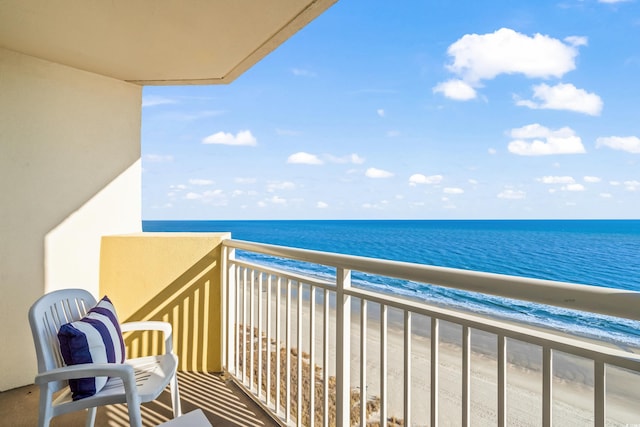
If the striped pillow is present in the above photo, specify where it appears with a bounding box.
[57,295,125,400]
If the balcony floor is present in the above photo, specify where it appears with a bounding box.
[0,371,281,427]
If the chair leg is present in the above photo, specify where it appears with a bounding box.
[85,407,97,427]
[170,373,182,417]
[38,384,53,427]
[127,403,143,427]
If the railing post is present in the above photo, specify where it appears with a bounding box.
[380,304,388,427]
[462,326,470,427]
[404,310,412,427]
[222,244,236,372]
[309,286,316,427]
[323,289,330,427]
[542,347,552,427]
[360,299,368,427]
[498,335,507,427]
[336,267,352,427]
[594,361,606,427]
[431,317,439,427]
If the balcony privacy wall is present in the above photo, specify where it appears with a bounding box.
[0,47,142,391]
[100,233,230,372]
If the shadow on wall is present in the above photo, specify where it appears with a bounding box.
[122,248,222,373]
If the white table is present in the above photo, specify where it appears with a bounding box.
[157,409,212,426]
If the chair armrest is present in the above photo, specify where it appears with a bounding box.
[35,363,135,384]
[35,363,140,408]
[120,321,174,353]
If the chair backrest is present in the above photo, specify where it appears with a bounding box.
[28,288,97,392]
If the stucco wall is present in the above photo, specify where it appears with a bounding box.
[0,47,142,390]
[100,233,231,373]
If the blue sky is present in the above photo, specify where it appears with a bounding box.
[142,0,640,220]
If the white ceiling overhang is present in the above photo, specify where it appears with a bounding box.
[0,0,337,85]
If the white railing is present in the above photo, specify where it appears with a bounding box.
[220,239,640,427]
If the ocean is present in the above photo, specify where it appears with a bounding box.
[143,219,640,347]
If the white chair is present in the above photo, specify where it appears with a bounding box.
[28,288,182,427]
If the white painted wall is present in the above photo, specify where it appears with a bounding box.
[0,47,142,390]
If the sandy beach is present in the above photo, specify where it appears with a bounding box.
[239,284,640,426]
[347,314,640,426]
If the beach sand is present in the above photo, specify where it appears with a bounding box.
[238,284,640,426]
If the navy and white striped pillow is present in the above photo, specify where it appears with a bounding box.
[57,295,125,400]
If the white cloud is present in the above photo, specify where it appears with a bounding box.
[538,176,575,184]
[498,189,526,199]
[600,193,613,198]
[444,187,464,194]
[624,180,640,191]
[168,184,187,198]
[365,168,394,178]
[268,196,287,204]
[596,136,640,153]
[445,28,582,84]
[433,79,477,100]
[564,36,588,47]
[267,181,296,192]
[287,152,324,165]
[291,68,317,77]
[386,130,401,137]
[499,189,526,199]
[508,124,585,156]
[317,201,329,209]
[348,154,366,164]
[189,179,214,186]
[185,189,227,205]
[142,96,177,107]
[516,83,602,116]
[599,0,631,3]
[561,183,585,191]
[144,154,173,163]
[584,176,601,183]
[409,174,443,186]
[377,109,385,117]
[468,179,478,185]
[362,201,390,209]
[235,177,257,184]
[203,130,257,146]
[325,153,365,164]
[488,148,497,155]
[510,123,551,139]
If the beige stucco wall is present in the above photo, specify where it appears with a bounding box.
[0,47,142,390]
[100,233,230,373]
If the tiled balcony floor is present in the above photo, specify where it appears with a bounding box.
[0,371,281,427]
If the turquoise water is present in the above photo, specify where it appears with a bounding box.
[143,219,640,346]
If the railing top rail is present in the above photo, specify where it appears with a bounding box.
[349,286,640,371]
[223,238,640,322]
[230,258,335,289]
